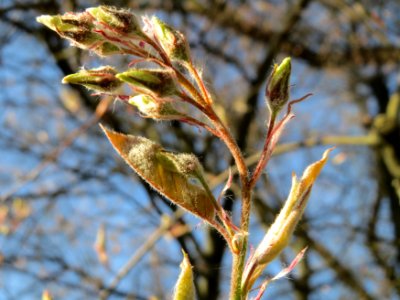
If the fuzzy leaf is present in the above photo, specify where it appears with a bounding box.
[100,125,215,222]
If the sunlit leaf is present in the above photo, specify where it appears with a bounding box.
[242,148,333,295]
[100,125,215,222]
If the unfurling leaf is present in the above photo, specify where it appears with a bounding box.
[241,148,333,295]
[100,125,215,222]
[173,251,196,300]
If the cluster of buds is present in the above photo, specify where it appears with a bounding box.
[38,7,195,121]
[37,6,149,56]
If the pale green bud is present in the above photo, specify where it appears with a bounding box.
[117,69,178,97]
[173,251,196,300]
[152,17,191,63]
[62,66,122,92]
[93,42,123,56]
[37,13,101,49]
[87,6,143,36]
[266,57,291,114]
[128,95,183,120]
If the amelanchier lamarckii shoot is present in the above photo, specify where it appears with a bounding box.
[37,6,332,300]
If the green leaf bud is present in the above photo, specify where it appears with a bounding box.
[86,6,143,36]
[62,66,122,92]
[266,57,291,115]
[173,250,196,300]
[128,95,184,120]
[93,42,123,56]
[117,69,178,97]
[37,13,101,49]
[152,17,191,63]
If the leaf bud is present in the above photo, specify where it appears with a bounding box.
[152,17,191,63]
[129,95,184,120]
[62,66,122,92]
[117,69,178,97]
[86,6,143,37]
[36,13,101,49]
[93,42,123,56]
[266,57,291,115]
[173,250,195,300]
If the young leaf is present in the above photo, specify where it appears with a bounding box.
[100,125,215,222]
[241,148,333,295]
[173,251,196,300]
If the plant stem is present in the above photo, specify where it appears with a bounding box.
[249,113,277,189]
[230,186,252,300]
[187,62,213,105]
